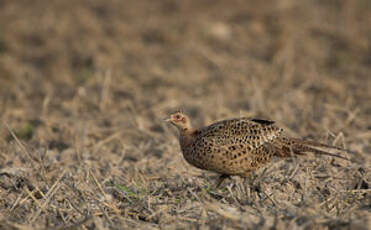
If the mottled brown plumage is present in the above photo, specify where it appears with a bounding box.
[165,112,349,187]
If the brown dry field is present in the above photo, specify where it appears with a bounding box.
[0,0,370,229]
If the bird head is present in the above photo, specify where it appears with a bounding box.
[164,111,192,132]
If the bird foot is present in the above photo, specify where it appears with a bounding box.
[215,174,230,188]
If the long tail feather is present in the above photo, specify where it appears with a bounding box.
[289,137,355,154]
[293,143,350,160]
[275,136,351,161]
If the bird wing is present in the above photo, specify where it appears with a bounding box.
[196,117,283,147]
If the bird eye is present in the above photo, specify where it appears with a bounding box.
[175,115,181,119]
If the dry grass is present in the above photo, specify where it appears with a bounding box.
[0,0,370,229]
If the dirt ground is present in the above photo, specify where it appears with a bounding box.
[0,0,370,229]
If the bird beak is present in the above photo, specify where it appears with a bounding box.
[163,117,171,122]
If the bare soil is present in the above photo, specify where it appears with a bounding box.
[0,0,370,229]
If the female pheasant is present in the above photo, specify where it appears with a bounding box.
[165,111,349,187]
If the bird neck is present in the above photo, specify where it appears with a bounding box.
[179,128,195,147]
[179,127,193,136]
[175,120,193,134]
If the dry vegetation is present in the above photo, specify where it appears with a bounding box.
[0,0,370,229]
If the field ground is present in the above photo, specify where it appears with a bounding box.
[0,0,370,229]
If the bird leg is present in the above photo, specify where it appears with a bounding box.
[215,174,230,188]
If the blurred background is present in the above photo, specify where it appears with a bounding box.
[0,0,370,229]
[1,0,370,124]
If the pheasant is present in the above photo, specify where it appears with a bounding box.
[165,111,350,187]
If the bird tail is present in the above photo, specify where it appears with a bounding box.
[274,136,351,161]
